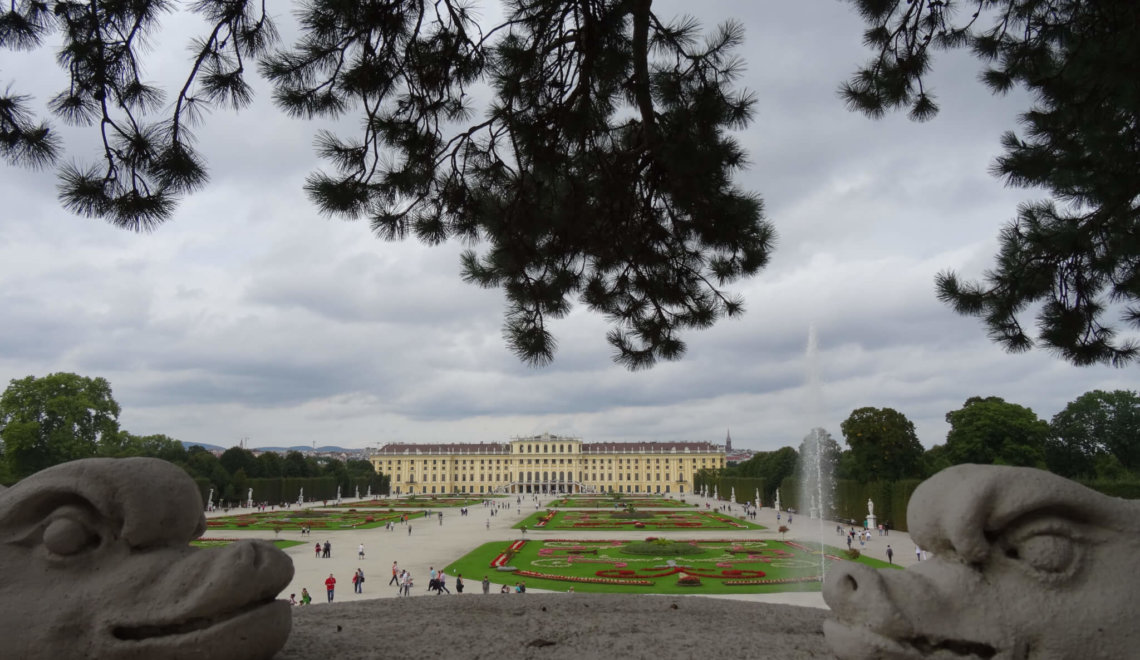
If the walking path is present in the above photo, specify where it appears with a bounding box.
[204,494,919,609]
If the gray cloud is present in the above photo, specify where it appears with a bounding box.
[0,1,1129,456]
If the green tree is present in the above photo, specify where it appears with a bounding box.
[840,407,924,482]
[256,451,285,479]
[99,431,188,464]
[944,397,1049,467]
[219,446,260,479]
[346,459,378,478]
[921,443,952,479]
[0,373,121,479]
[1046,389,1140,478]
[282,450,312,478]
[844,0,1140,366]
[0,0,773,369]
[735,446,798,502]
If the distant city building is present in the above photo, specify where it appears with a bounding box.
[722,429,755,465]
[368,433,726,495]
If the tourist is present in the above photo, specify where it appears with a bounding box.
[886,545,894,564]
[325,573,336,602]
[482,576,491,594]
[500,584,510,594]
[358,543,365,559]
[438,570,451,594]
[314,542,320,558]
[389,561,399,586]
[915,545,922,561]
[288,593,297,605]
[353,568,364,594]
[300,588,312,605]
[456,574,464,594]
[323,540,331,558]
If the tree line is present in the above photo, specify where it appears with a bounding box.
[708,389,1140,506]
[0,372,387,503]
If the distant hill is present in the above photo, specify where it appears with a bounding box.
[180,441,226,452]
[256,445,366,454]
[179,442,365,454]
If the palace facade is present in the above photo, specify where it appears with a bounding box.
[368,433,725,495]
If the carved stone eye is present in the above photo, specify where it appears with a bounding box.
[43,516,99,556]
[1007,532,1076,574]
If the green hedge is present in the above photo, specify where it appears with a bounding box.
[693,474,766,504]
[778,478,922,533]
[1078,479,1140,500]
[195,475,388,508]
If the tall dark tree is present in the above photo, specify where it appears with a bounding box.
[0,373,121,479]
[1046,389,1140,477]
[840,407,924,482]
[735,445,798,501]
[944,396,1049,467]
[0,0,772,369]
[845,0,1140,367]
[219,446,260,479]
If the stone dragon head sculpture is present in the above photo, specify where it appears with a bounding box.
[824,464,1140,659]
[0,457,293,659]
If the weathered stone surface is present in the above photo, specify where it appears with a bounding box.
[279,594,828,659]
[0,458,293,659]
[823,464,1140,659]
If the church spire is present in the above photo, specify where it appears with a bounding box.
[725,429,732,452]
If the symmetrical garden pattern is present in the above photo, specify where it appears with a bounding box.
[449,538,890,594]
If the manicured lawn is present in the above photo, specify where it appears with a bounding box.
[516,509,765,531]
[192,538,307,550]
[329,496,500,509]
[204,509,426,531]
[446,538,895,594]
[548,496,696,508]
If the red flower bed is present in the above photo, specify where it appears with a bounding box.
[515,570,653,586]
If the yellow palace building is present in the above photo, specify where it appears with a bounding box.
[368,433,725,496]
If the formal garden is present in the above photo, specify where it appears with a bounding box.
[328,495,502,508]
[446,538,895,594]
[515,509,764,530]
[203,509,427,531]
[547,495,696,508]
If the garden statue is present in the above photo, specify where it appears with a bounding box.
[355,485,360,499]
[297,488,304,506]
[0,457,294,659]
[823,464,1140,659]
[247,487,254,508]
[206,487,214,511]
[367,484,372,498]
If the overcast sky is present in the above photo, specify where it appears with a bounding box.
[1,1,1133,453]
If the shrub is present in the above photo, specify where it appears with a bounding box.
[845,548,861,560]
[677,574,702,586]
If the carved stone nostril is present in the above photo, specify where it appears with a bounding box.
[843,574,858,593]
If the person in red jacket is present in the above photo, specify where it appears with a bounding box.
[325,573,336,602]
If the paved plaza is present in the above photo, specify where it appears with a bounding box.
[206,494,920,609]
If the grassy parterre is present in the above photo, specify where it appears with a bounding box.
[547,496,696,508]
[446,538,896,594]
[204,509,426,531]
[516,509,765,531]
[329,496,502,508]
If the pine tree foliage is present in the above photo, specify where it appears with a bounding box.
[845,0,1140,367]
[1,0,772,369]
